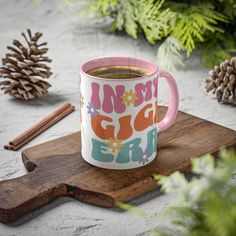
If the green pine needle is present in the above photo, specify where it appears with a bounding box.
[111,0,174,43]
[169,3,228,57]
[155,149,236,236]
[115,202,147,218]
[114,149,236,236]
[156,36,184,71]
[201,33,236,68]
[51,0,236,70]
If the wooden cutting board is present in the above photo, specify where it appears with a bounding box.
[0,106,235,223]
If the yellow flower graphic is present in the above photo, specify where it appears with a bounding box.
[107,137,123,153]
[80,94,84,108]
[122,90,138,106]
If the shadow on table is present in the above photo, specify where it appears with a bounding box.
[5,185,174,226]
[6,197,73,226]
[8,92,69,107]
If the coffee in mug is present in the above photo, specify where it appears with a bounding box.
[87,65,151,79]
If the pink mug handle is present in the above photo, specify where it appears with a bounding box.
[157,70,179,132]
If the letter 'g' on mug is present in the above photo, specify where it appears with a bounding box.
[80,57,179,169]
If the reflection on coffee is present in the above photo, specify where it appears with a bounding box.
[87,65,152,79]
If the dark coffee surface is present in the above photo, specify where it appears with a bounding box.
[87,65,152,79]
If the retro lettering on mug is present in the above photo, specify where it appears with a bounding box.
[80,78,158,165]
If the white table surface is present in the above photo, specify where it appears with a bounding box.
[0,1,235,235]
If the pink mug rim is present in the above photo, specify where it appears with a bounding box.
[80,56,159,81]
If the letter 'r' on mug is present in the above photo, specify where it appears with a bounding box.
[80,57,179,169]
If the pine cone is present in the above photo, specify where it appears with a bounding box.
[0,29,52,100]
[205,57,236,104]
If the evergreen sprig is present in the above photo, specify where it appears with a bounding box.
[154,149,236,236]
[80,0,236,71]
[168,2,228,56]
[117,149,236,236]
[156,36,184,71]
[52,0,236,70]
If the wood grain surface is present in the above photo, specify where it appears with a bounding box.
[0,106,235,223]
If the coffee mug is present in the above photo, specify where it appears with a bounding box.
[80,57,179,169]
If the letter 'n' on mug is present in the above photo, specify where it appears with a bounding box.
[80,57,179,169]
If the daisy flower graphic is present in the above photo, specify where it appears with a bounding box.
[87,102,99,117]
[121,90,138,106]
[107,137,123,153]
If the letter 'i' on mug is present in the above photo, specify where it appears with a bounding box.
[80,57,179,169]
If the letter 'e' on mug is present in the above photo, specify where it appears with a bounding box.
[80,57,179,169]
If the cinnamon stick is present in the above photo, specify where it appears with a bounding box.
[4,102,75,151]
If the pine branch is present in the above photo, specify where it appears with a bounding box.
[117,0,137,39]
[156,36,184,71]
[114,148,236,236]
[201,33,236,68]
[134,0,174,44]
[88,0,119,16]
[111,0,174,43]
[169,2,228,57]
[216,0,236,19]
[53,0,236,70]
[154,149,236,236]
